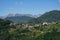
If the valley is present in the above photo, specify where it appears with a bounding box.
[0,10,60,40]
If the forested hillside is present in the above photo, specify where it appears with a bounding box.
[29,10,60,23]
[38,10,60,22]
[5,16,33,24]
[0,19,60,40]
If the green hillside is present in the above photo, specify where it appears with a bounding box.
[38,10,60,23]
[0,19,12,26]
[0,19,14,30]
[0,19,60,40]
[29,10,60,23]
[5,16,33,24]
[28,18,39,24]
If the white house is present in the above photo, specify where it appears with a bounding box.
[42,22,48,25]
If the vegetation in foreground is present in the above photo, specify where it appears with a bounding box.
[0,19,60,40]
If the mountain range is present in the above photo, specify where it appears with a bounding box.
[29,10,60,23]
[0,13,40,19]
[0,10,60,24]
[0,14,41,23]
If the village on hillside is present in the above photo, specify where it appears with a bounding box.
[10,21,60,28]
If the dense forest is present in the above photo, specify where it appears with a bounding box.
[0,19,60,40]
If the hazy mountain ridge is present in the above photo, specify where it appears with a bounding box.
[0,13,41,23]
[1,10,60,24]
[5,16,33,23]
[0,13,41,19]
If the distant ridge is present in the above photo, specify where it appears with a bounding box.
[0,13,41,19]
[29,10,60,23]
[0,13,41,23]
[5,16,33,24]
[38,10,60,22]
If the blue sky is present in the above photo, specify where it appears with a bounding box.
[0,0,60,16]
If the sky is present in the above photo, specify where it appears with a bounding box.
[0,0,60,16]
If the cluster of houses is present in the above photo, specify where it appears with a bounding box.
[9,21,57,28]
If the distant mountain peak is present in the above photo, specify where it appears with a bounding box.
[6,13,41,18]
[7,13,16,17]
[0,13,42,19]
